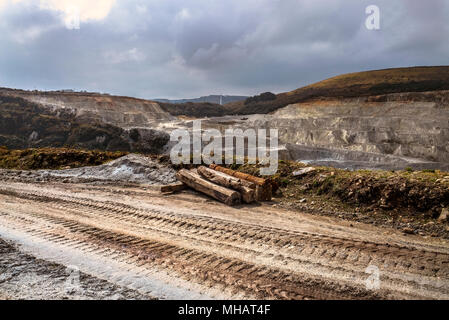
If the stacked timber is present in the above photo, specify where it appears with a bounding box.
[176,165,272,206]
[176,169,241,206]
[209,164,272,201]
[197,166,255,204]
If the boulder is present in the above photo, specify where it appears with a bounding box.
[293,167,316,177]
[438,208,448,222]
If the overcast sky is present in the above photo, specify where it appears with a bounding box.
[0,0,448,99]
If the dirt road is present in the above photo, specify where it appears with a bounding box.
[0,180,448,300]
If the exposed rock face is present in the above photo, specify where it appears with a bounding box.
[1,84,448,170]
[199,91,449,170]
[0,94,169,153]
[269,91,449,164]
[0,88,174,128]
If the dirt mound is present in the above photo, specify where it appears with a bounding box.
[51,154,177,184]
[229,160,449,236]
[0,154,178,186]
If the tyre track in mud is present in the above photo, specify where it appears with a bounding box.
[2,187,448,277]
[0,184,448,300]
[0,204,358,300]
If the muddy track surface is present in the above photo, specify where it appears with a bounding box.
[0,238,153,300]
[0,181,448,300]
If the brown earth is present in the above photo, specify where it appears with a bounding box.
[0,238,153,300]
[1,150,447,237]
[225,161,449,238]
[0,177,448,300]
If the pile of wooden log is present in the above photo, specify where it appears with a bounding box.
[176,165,272,206]
[209,164,272,202]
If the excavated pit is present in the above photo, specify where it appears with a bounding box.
[193,91,449,171]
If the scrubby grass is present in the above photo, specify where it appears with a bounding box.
[160,66,449,117]
[228,159,449,220]
[225,66,449,115]
[0,146,127,170]
[168,154,449,219]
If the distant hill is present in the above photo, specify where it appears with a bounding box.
[159,66,449,117]
[226,66,449,115]
[158,101,228,118]
[2,66,449,121]
[154,95,248,105]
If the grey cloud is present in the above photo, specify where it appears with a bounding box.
[0,0,448,99]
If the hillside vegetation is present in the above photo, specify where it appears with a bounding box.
[155,95,247,104]
[229,160,449,236]
[158,101,229,118]
[161,66,449,117]
[225,66,449,115]
[3,66,448,120]
[0,147,126,170]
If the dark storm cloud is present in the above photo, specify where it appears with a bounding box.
[0,0,448,99]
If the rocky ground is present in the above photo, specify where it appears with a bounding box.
[0,238,153,300]
[277,200,449,239]
[0,154,177,186]
[0,153,448,300]
[1,150,448,239]
[0,180,448,300]
[0,149,448,300]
